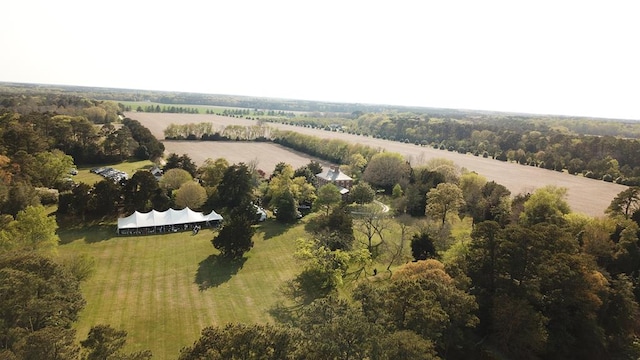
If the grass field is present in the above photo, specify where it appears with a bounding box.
[58,220,305,359]
[72,160,154,185]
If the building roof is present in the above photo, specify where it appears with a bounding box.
[317,167,353,182]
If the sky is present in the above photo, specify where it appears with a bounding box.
[2,1,639,120]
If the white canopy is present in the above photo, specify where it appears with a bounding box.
[117,207,223,231]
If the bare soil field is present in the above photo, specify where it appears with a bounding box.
[161,140,332,175]
[127,112,628,217]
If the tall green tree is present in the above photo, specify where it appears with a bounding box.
[197,157,229,188]
[179,323,298,360]
[211,202,258,259]
[164,153,197,177]
[0,205,59,254]
[607,186,640,219]
[159,168,193,192]
[349,182,375,205]
[33,150,75,188]
[520,186,571,226]
[175,181,207,210]
[212,163,255,213]
[123,171,159,213]
[426,183,465,225]
[314,183,341,215]
[89,180,121,216]
[0,252,85,356]
[362,152,410,192]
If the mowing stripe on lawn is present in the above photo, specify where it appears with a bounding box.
[60,222,301,359]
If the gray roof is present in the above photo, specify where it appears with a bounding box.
[317,168,353,182]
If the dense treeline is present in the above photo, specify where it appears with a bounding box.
[0,91,121,123]
[164,122,271,141]
[263,112,640,185]
[0,93,163,221]
[273,130,381,164]
[0,109,163,165]
[130,104,200,114]
[0,82,484,115]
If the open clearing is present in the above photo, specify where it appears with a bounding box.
[59,221,304,359]
[161,141,332,176]
[128,112,628,217]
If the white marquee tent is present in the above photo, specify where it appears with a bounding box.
[117,207,223,235]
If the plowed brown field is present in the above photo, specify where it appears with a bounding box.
[127,112,628,217]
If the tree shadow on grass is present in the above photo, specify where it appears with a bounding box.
[255,220,288,240]
[58,223,116,245]
[195,254,247,291]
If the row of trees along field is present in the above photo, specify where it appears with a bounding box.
[260,112,640,185]
[161,109,640,186]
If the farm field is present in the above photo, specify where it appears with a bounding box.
[127,112,628,217]
[161,141,332,176]
[59,221,304,359]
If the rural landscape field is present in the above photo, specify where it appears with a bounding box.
[129,112,627,217]
[3,84,640,360]
[58,221,305,358]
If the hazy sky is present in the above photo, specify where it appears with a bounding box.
[3,1,639,119]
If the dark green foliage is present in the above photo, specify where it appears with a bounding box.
[349,182,375,205]
[296,297,379,360]
[211,163,255,213]
[306,160,323,175]
[607,186,640,219]
[274,190,298,223]
[463,220,640,359]
[405,169,445,217]
[212,203,257,259]
[210,163,259,258]
[293,165,317,186]
[475,180,512,225]
[163,153,197,177]
[81,324,152,360]
[122,118,165,160]
[122,170,159,213]
[89,180,121,216]
[2,181,39,216]
[15,327,80,360]
[179,323,299,360]
[0,251,85,356]
[307,205,355,250]
[411,232,437,260]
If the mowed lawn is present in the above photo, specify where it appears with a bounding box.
[58,220,304,359]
